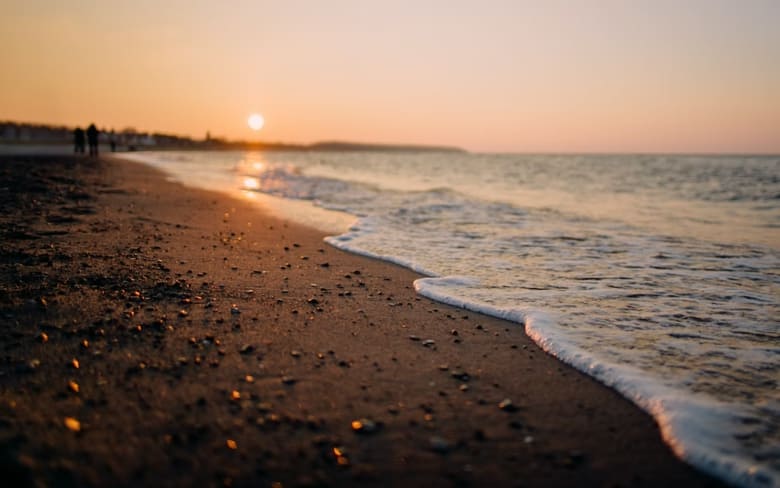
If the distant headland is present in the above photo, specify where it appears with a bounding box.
[0,121,465,153]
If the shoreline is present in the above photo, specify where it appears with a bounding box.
[0,155,724,487]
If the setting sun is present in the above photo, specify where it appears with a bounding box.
[247,113,264,131]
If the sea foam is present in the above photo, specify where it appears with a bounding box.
[119,150,780,487]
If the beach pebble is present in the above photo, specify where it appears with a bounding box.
[256,402,273,412]
[351,418,378,434]
[498,398,518,412]
[333,446,350,466]
[429,436,451,453]
[64,417,81,432]
[450,370,470,381]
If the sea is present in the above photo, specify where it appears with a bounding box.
[120,150,779,488]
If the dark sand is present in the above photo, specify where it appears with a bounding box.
[0,155,723,487]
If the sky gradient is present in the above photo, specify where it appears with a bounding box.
[1,0,778,153]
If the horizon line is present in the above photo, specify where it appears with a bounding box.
[2,119,778,157]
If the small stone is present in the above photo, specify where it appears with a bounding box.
[231,390,241,400]
[245,375,255,383]
[307,298,319,306]
[239,344,254,354]
[333,446,350,466]
[333,446,347,457]
[68,381,79,393]
[178,309,188,317]
[459,384,469,392]
[281,376,296,385]
[71,358,80,369]
[351,418,378,434]
[38,332,48,343]
[230,305,241,314]
[438,364,449,371]
[429,436,451,453]
[523,435,534,444]
[450,370,470,381]
[226,439,237,450]
[408,335,421,341]
[422,339,435,347]
[64,417,81,432]
[290,350,302,358]
[498,398,518,412]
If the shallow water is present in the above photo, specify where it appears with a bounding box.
[121,150,780,487]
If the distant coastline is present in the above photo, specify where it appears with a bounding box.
[0,120,465,153]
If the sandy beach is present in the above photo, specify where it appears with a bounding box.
[0,155,724,487]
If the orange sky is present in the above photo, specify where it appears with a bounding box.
[1,0,778,153]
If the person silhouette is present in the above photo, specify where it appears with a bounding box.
[86,123,99,156]
[73,127,85,153]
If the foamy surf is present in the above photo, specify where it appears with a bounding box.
[118,150,780,487]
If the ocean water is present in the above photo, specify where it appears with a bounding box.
[121,150,779,487]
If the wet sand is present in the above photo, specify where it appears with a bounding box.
[0,155,724,487]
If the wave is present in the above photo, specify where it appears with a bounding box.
[118,150,780,487]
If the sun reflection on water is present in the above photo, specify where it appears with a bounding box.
[242,176,260,190]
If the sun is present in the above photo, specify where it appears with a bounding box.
[247,113,265,131]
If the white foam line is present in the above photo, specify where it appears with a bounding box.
[414,275,777,488]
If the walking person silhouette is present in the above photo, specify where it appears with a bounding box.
[86,123,99,156]
[73,127,85,153]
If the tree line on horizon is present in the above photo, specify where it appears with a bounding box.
[0,120,464,153]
